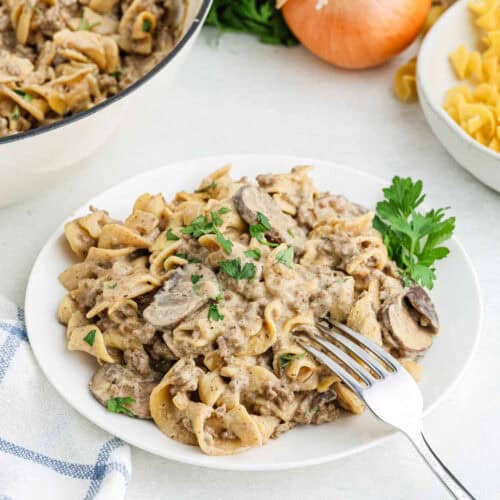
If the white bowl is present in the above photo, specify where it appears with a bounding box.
[25,154,482,471]
[0,0,211,207]
[417,0,500,192]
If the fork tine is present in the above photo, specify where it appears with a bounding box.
[297,340,364,395]
[311,335,376,386]
[317,322,389,378]
[329,320,400,371]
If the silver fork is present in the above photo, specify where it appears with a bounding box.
[295,319,475,500]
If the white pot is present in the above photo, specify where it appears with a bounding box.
[0,0,211,206]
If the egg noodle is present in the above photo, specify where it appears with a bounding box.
[58,165,436,455]
[444,0,500,152]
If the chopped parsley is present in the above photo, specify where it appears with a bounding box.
[108,282,117,289]
[244,248,261,260]
[78,18,101,31]
[106,397,136,417]
[191,274,203,284]
[216,229,233,254]
[166,228,180,241]
[13,89,33,102]
[249,211,278,247]
[83,329,96,347]
[211,210,225,227]
[208,302,224,321]
[287,228,294,238]
[181,208,230,238]
[10,105,20,120]
[257,211,272,230]
[142,19,152,32]
[195,181,217,193]
[275,246,294,268]
[174,253,201,263]
[219,257,256,281]
[279,352,306,370]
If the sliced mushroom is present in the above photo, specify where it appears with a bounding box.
[143,264,219,328]
[404,286,439,333]
[89,363,160,419]
[232,186,307,252]
[381,293,434,353]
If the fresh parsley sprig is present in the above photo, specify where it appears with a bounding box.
[205,0,298,46]
[373,176,455,290]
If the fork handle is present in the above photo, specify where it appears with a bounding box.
[405,430,475,499]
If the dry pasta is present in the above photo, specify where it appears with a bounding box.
[443,0,500,152]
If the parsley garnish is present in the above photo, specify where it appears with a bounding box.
[279,352,306,370]
[11,105,20,120]
[244,248,261,260]
[211,210,224,227]
[195,181,217,193]
[106,397,136,417]
[78,18,100,31]
[174,253,201,263]
[216,229,233,254]
[275,246,294,268]
[205,0,298,46]
[166,228,180,241]
[249,211,278,247]
[257,211,272,230]
[14,89,32,102]
[83,329,96,346]
[181,209,229,239]
[142,19,152,32]
[219,257,256,281]
[287,228,294,238]
[191,274,203,284]
[373,176,455,290]
[208,302,224,321]
[108,282,117,289]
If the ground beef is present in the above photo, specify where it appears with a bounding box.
[124,348,151,376]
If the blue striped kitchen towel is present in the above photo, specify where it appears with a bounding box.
[0,296,131,500]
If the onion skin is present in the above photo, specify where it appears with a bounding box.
[282,0,432,69]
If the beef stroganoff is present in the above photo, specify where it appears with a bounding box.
[58,165,439,456]
[0,0,188,137]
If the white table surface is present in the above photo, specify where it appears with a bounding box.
[1,29,499,499]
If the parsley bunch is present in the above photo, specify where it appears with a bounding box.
[205,0,298,46]
[373,177,455,290]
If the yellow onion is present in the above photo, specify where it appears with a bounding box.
[281,0,432,69]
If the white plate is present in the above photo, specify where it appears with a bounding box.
[25,155,482,471]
